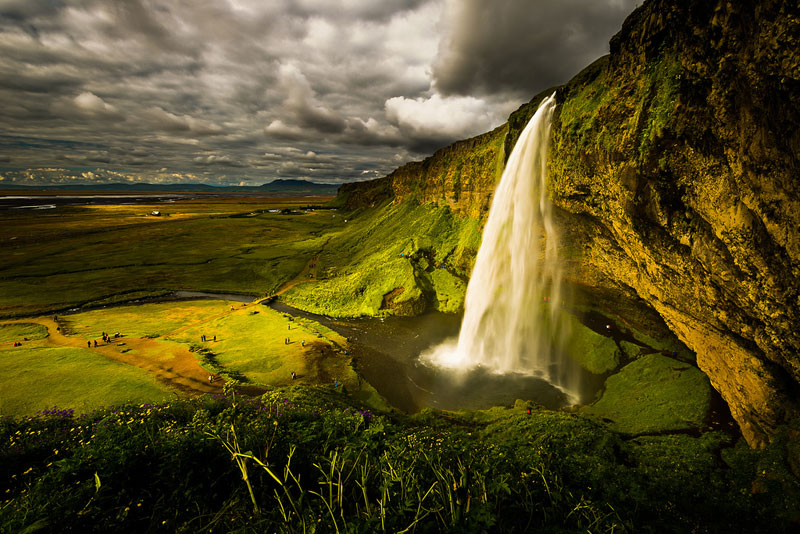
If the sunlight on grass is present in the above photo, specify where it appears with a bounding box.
[0,344,172,416]
[60,300,236,338]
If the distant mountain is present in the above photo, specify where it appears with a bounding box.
[0,179,340,195]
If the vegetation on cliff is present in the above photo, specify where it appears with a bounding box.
[282,202,480,317]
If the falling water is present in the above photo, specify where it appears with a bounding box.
[424,93,579,401]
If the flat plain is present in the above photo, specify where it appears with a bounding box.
[0,195,384,416]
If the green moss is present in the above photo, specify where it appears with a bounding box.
[566,313,621,374]
[631,431,731,474]
[429,268,466,312]
[584,353,712,434]
[619,339,642,359]
[637,53,682,163]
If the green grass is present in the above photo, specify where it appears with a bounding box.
[0,200,340,317]
[1,390,796,533]
[59,299,237,339]
[282,201,479,317]
[583,353,712,434]
[0,323,48,343]
[0,197,480,321]
[0,299,387,417]
[64,299,386,408]
[164,305,366,393]
[0,345,172,416]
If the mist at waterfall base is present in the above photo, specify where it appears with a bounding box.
[420,93,585,409]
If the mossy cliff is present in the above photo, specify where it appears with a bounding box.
[333,0,799,447]
[339,126,508,219]
[547,0,800,448]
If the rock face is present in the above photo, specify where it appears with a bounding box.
[340,126,508,219]
[338,0,799,447]
[548,0,800,448]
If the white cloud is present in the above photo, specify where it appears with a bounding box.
[51,91,123,120]
[385,93,503,141]
[0,0,638,185]
[264,119,305,139]
[141,107,223,136]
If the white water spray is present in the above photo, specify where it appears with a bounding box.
[424,93,578,400]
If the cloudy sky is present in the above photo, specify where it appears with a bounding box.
[0,0,639,186]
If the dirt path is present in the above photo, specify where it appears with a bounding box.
[5,316,223,397]
[272,254,320,297]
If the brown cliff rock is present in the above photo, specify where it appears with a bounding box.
[548,0,800,447]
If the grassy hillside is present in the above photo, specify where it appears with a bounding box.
[281,201,481,316]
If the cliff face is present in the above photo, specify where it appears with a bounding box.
[338,0,799,447]
[548,0,800,448]
[341,126,508,219]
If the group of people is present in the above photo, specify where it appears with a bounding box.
[87,331,120,348]
[11,341,22,347]
[200,334,216,342]
[102,331,120,342]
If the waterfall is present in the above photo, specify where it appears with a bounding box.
[424,93,578,400]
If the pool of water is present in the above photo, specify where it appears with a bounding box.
[269,302,603,413]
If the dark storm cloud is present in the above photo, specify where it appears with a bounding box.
[0,0,637,186]
[0,0,65,21]
[433,0,640,96]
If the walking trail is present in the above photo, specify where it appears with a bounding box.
[5,316,224,396]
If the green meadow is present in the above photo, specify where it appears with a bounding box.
[59,299,237,339]
[0,198,340,317]
[0,196,720,430]
[0,324,172,416]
